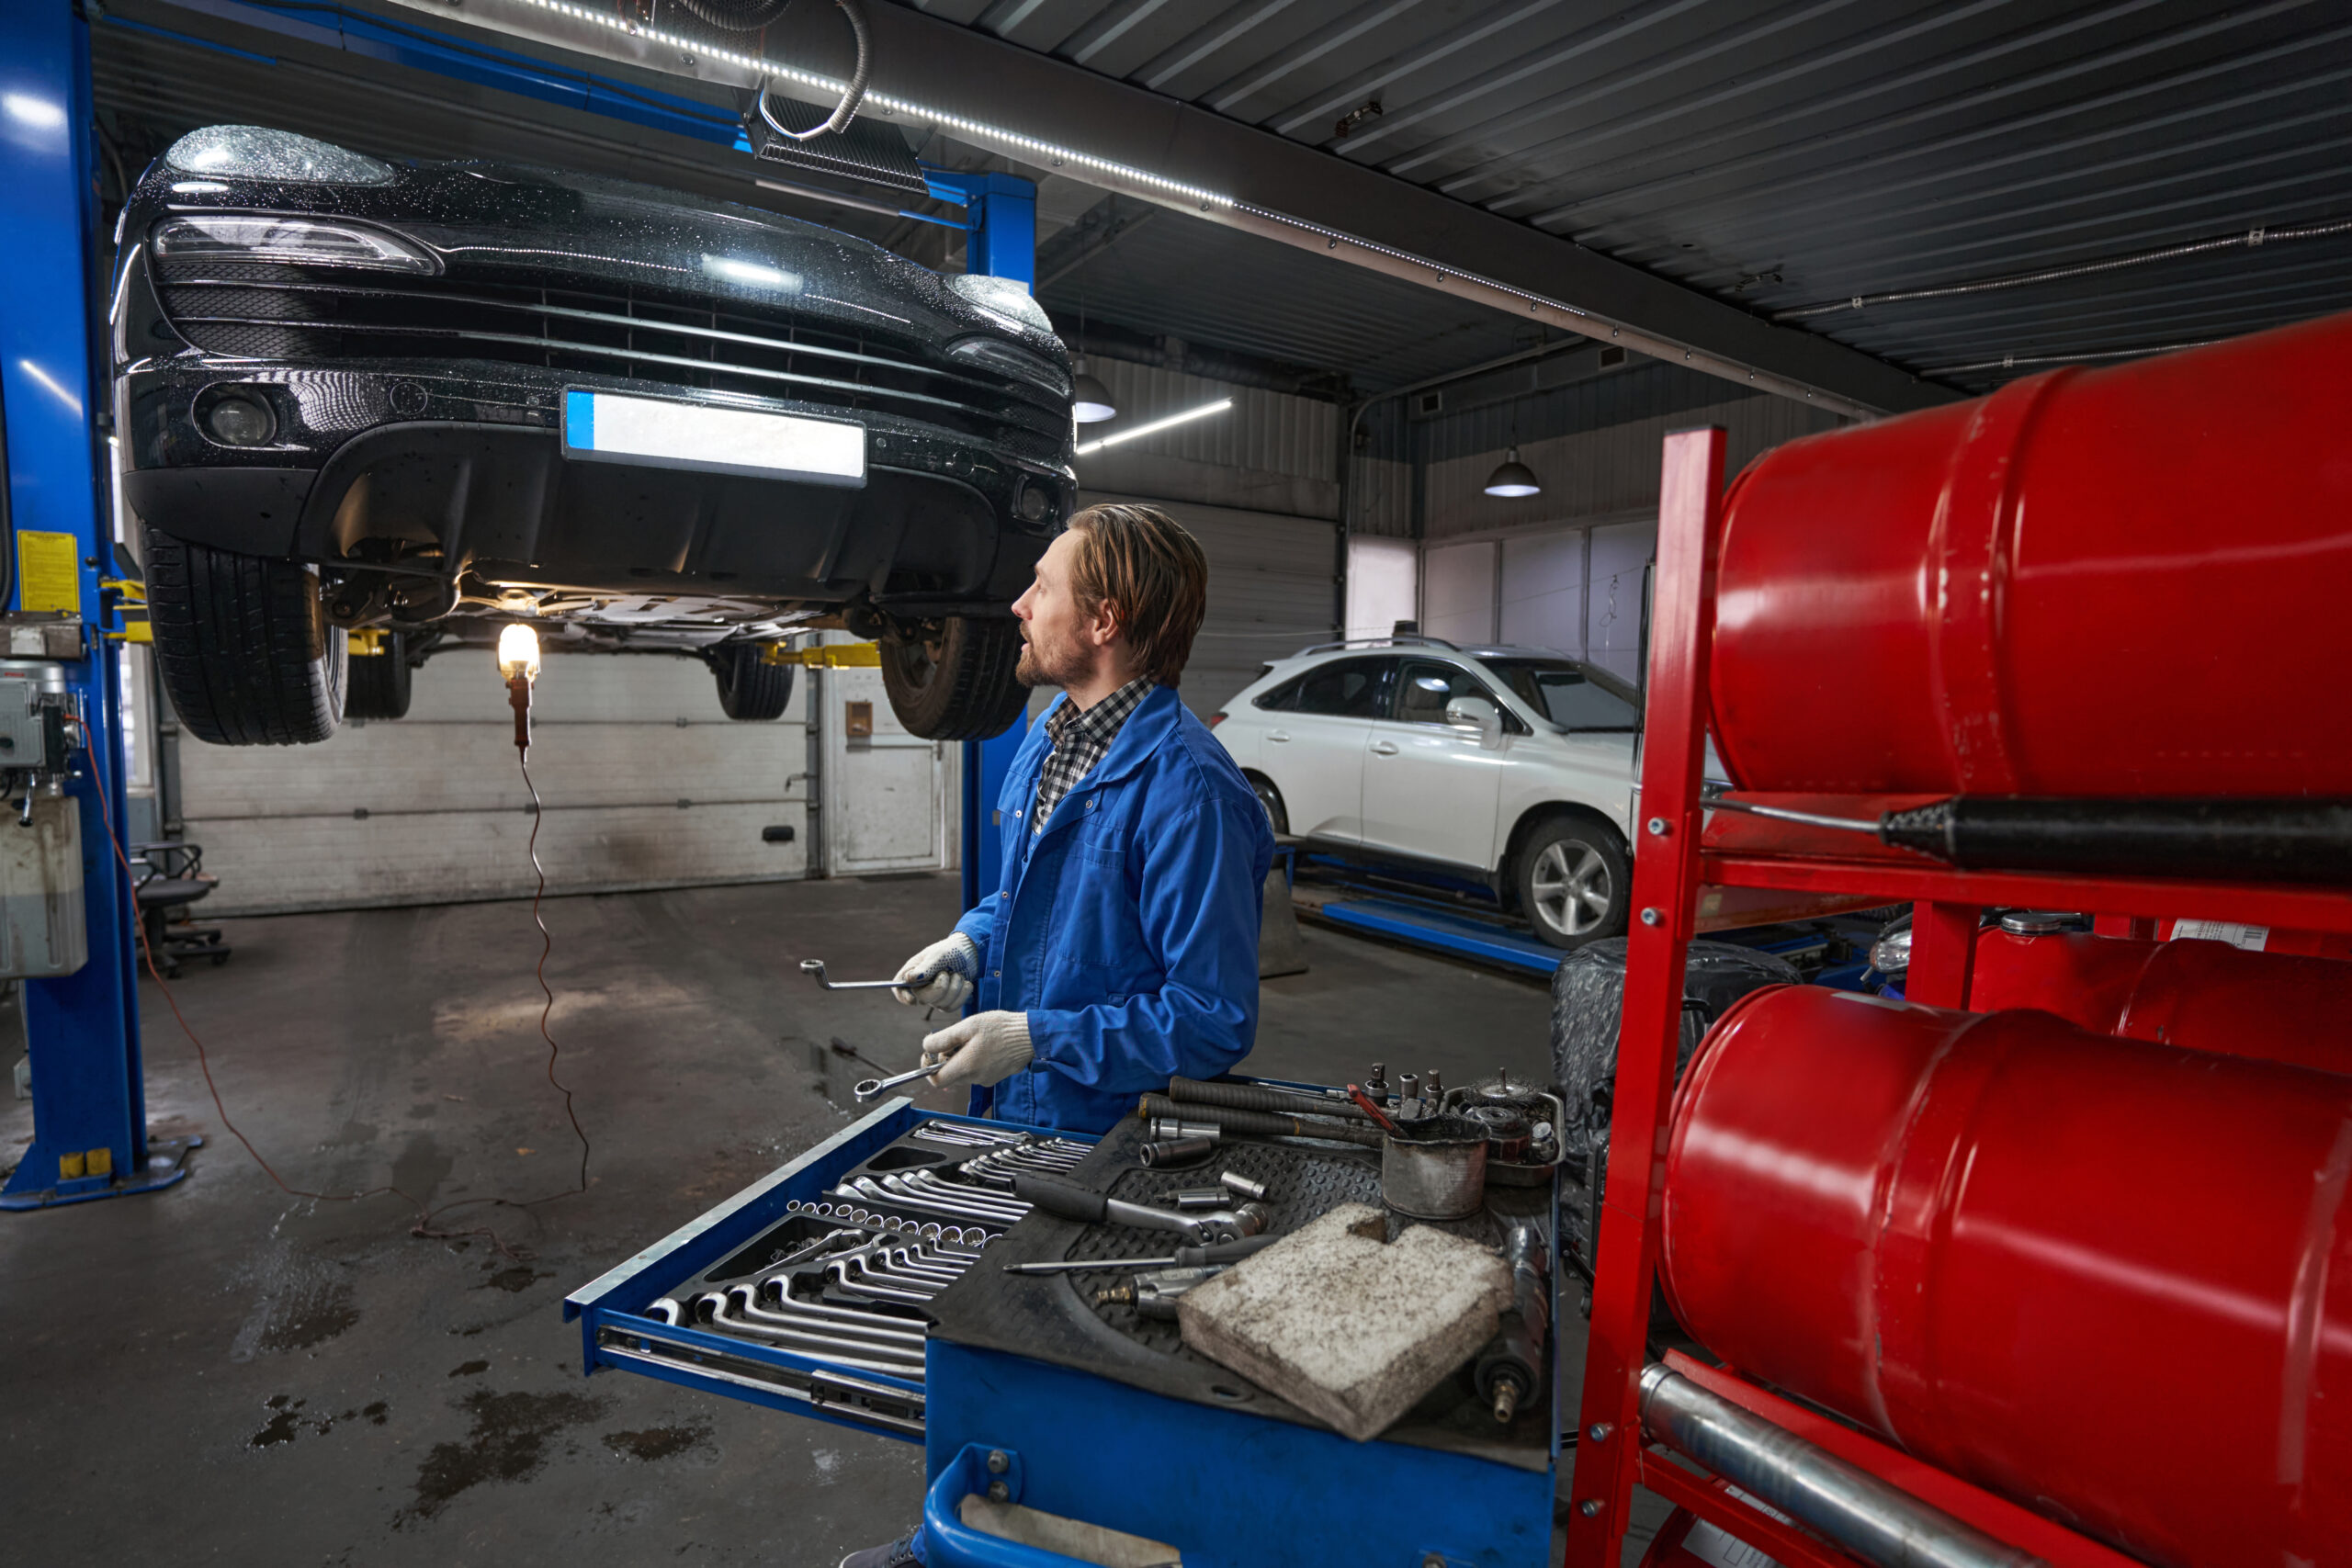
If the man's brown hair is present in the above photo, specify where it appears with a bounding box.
[1064,502,1209,688]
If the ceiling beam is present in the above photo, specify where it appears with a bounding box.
[369,0,1951,416]
[1035,195,1162,292]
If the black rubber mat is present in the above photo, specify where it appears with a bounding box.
[926,1116,1554,1468]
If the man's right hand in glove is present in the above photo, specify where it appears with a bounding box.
[894,932,980,1010]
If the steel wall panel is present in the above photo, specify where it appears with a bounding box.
[1083,356,1338,479]
[1077,490,1336,717]
[1347,455,1414,538]
[1420,541,1498,647]
[1422,393,1834,541]
[177,654,813,914]
[1498,530,1589,657]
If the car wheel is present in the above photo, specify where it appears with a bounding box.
[1517,817,1631,951]
[878,615,1027,741]
[143,524,345,746]
[712,643,796,720]
[344,631,413,720]
[1246,773,1289,835]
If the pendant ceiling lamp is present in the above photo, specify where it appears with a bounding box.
[1072,368,1116,423]
[1484,446,1542,497]
[1071,288,1115,423]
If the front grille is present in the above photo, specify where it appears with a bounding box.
[152,261,1069,450]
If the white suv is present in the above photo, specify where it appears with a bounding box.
[1211,637,1642,950]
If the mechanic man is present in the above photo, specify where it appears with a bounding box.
[839,503,1274,1568]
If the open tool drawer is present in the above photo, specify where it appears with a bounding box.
[564,1102,1095,1442]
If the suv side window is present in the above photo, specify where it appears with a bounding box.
[1286,657,1396,717]
[1395,660,1514,728]
[1253,676,1302,711]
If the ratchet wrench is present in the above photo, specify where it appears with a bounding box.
[1011,1173,1271,1246]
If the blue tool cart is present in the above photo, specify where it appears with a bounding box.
[569,1096,1561,1568]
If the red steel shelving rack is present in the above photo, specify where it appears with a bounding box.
[1558,425,2352,1568]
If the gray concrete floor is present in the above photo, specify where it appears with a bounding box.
[0,875,1623,1565]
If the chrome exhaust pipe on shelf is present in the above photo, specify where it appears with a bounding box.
[1636,1365,2045,1568]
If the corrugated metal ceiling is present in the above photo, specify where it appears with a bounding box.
[1036,203,1566,392]
[910,0,2352,393]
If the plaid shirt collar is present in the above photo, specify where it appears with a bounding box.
[1033,678,1154,832]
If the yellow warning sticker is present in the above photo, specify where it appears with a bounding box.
[17,531,81,615]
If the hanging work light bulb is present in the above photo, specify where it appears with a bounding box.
[1484,446,1543,498]
[499,623,541,756]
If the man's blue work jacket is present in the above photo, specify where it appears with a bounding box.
[956,684,1275,1135]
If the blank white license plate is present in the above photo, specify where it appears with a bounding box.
[562,389,865,487]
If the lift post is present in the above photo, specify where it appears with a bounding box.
[0,0,195,1209]
[929,169,1039,913]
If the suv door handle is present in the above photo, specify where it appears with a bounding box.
[1266,729,1291,743]
[1369,740,1399,756]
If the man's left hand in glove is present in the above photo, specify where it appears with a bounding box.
[920,1010,1035,1090]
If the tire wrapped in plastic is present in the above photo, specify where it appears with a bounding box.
[1550,938,1801,1162]
[1554,939,1802,1293]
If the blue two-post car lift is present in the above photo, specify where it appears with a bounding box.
[0,0,198,1209]
[0,0,1025,1210]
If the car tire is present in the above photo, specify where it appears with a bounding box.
[143,524,346,746]
[344,631,413,720]
[879,615,1027,741]
[1245,773,1289,835]
[713,643,796,720]
[1516,816,1631,951]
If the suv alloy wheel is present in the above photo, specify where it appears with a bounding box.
[1518,818,1630,951]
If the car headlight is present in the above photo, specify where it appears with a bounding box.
[947,335,1071,400]
[152,215,437,275]
[1870,925,1913,975]
[947,273,1055,335]
[164,125,395,186]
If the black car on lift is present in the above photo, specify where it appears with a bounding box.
[109,125,1073,742]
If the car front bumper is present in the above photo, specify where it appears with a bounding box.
[119,358,1071,616]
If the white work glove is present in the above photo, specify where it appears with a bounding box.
[921,1010,1035,1090]
[894,932,980,1010]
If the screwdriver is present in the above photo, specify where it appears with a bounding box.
[999,1234,1283,1274]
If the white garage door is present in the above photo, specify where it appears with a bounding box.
[177,649,812,915]
[1076,491,1339,719]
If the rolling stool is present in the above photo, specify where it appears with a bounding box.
[129,840,230,978]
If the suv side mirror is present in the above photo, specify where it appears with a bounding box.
[1444,694,1503,749]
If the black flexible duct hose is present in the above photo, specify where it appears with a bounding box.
[753,0,871,141]
[1136,1094,1385,1150]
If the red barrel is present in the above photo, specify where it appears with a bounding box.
[1660,985,2352,1568]
[1709,310,2352,795]
[1971,928,2352,1074]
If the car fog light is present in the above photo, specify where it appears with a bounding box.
[204,393,277,447]
[1016,480,1055,525]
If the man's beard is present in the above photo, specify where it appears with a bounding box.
[1016,630,1084,689]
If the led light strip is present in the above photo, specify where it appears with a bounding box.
[506,0,1231,208]
[1075,397,1233,456]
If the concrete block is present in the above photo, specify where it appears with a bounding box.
[1177,1202,1511,1442]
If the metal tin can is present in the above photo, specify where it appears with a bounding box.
[1380,1120,1488,1221]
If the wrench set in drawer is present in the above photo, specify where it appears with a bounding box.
[566,1106,1099,1440]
